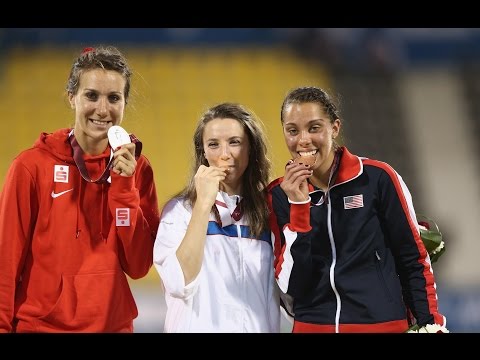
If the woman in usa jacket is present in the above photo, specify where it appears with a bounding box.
[267,86,446,333]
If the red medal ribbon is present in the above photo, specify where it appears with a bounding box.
[68,132,142,184]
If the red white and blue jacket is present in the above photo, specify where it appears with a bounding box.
[267,147,446,333]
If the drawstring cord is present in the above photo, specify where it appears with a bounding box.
[325,150,341,205]
[76,172,81,238]
[100,183,106,242]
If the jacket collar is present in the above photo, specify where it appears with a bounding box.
[334,146,363,185]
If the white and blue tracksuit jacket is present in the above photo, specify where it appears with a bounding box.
[154,191,280,333]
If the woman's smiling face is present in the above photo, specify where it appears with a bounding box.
[282,102,340,172]
[70,68,126,147]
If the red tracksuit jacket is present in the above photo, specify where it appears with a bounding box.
[0,128,160,332]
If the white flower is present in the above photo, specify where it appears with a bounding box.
[431,241,445,256]
[425,324,449,333]
[407,323,449,333]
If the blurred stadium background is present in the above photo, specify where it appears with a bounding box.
[1,28,479,333]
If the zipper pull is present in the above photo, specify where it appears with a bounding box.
[375,251,381,260]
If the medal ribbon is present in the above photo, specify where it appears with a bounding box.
[68,131,142,184]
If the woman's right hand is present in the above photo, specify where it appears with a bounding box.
[194,165,227,208]
[280,160,312,202]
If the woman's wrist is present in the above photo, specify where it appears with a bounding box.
[288,196,311,204]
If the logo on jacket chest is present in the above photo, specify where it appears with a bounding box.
[54,165,69,183]
[116,208,130,226]
[343,194,364,209]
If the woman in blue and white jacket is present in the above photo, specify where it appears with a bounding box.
[267,86,446,333]
[154,103,280,333]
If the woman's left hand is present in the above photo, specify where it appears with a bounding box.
[112,143,137,177]
[281,160,312,202]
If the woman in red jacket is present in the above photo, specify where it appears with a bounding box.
[0,46,160,332]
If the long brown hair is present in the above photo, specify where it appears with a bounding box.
[176,102,272,239]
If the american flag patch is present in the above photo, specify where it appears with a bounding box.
[344,194,364,209]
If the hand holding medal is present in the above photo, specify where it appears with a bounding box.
[108,125,137,177]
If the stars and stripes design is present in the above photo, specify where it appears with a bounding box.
[343,194,364,209]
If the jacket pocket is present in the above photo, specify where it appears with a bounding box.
[374,250,394,302]
[38,270,137,332]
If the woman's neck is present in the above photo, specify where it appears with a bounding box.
[219,181,242,197]
[74,130,108,156]
[311,150,337,191]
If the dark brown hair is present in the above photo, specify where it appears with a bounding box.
[66,46,132,103]
[281,86,340,124]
